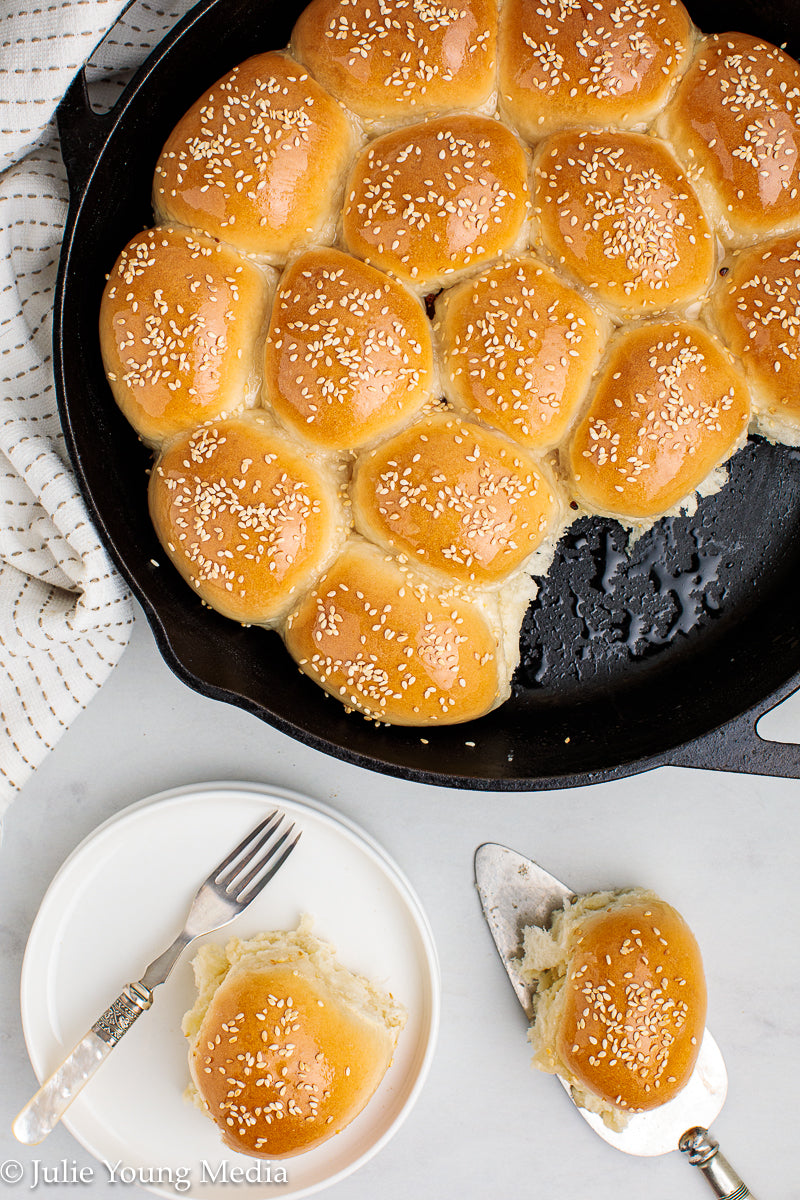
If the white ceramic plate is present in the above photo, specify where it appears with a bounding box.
[20,782,440,1199]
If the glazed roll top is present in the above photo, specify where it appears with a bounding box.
[435,255,610,450]
[292,0,498,124]
[184,924,406,1158]
[351,412,560,586]
[341,114,530,291]
[284,539,511,724]
[712,234,800,444]
[149,413,346,625]
[566,320,750,521]
[263,247,434,450]
[100,226,271,446]
[521,889,707,1123]
[153,52,358,260]
[660,33,800,246]
[533,130,715,316]
[499,0,694,141]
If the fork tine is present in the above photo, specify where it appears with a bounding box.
[229,822,295,896]
[237,831,302,903]
[211,810,283,887]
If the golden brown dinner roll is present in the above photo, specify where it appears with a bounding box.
[435,255,610,450]
[521,889,707,1126]
[712,235,800,444]
[149,413,347,625]
[500,0,694,141]
[351,412,560,586]
[566,320,750,521]
[263,247,434,450]
[153,52,357,260]
[659,33,800,246]
[533,130,715,315]
[184,921,406,1158]
[284,539,512,724]
[292,0,497,126]
[341,115,530,290]
[99,226,271,446]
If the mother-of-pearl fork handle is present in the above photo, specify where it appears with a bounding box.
[680,1127,758,1199]
[13,982,153,1146]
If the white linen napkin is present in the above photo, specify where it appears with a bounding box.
[0,0,194,812]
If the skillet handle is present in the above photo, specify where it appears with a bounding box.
[679,1127,756,1199]
[662,682,800,779]
[56,0,141,201]
[56,71,119,203]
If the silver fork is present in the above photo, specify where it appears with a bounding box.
[13,808,301,1146]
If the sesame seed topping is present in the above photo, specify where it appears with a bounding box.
[354,413,556,583]
[265,248,433,448]
[670,34,800,231]
[155,52,352,252]
[534,131,713,312]
[343,115,529,286]
[298,0,494,116]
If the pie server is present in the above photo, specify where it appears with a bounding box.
[474,842,757,1198]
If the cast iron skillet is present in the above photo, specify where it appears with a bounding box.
[54,0,800,790]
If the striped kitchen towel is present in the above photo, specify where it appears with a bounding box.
[0,0,194,811]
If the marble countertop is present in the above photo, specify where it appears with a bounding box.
[1,600,798,1200]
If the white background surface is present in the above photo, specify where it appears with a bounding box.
[2,599,799,1200]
